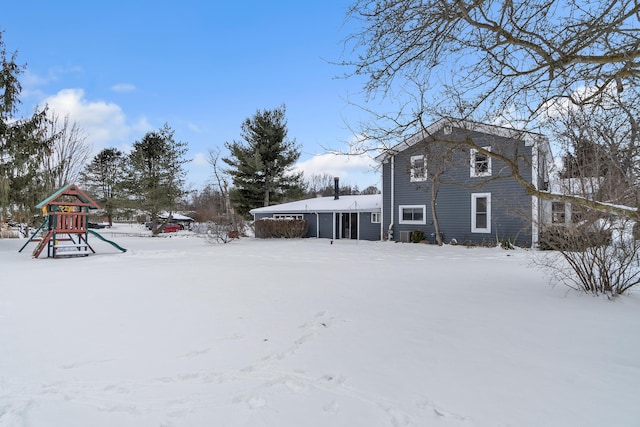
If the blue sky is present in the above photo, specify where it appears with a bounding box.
[3,1,381,191]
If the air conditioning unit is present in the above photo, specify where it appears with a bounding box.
[399,231,412,243]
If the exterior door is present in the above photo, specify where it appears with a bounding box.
[341,212,358,239]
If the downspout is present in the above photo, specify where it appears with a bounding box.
[316,212,319,238]
[388,154,395,241]
[334,177,339,240]
[531,140,541,248]
[332,212,336,240]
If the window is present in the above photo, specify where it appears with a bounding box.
[273,214,303,220]
[410,155,427,182]
[570,204,584,224]
[399,205,426,224]
[371,212,381,223]
[471,193,491,233]
[470,147,492,177]
[551,202,566,224]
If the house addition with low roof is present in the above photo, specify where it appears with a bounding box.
[250,182,382,241]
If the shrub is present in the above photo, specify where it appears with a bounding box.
[500,237,515,250]
[0,229,19,238]
[538,225,611,251]
[411,230,425,243]
[203,222,237,244]
[254,218,307,238]
[536,219,640,296]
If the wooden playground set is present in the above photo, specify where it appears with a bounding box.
[19,184,126,259]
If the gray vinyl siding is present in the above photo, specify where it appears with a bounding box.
[358,212,382,241]
[384,127,536,246]
[306,214,318,238]
[317,213,334,238]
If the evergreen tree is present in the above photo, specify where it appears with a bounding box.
[0,32,51,222]
[80,148,125,225]
[223,105,303,217]
[125,124,189,234]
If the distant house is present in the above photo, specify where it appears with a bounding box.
[159,212,194,227]
[544,178,602,226]
[376,118,554,247]
[250,187,382,241]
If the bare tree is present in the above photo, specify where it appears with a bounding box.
[361,185,380,195]
[40,112,92,191]
[342,0,640,221]
[189,185,225,222]
[207,147,240,239]
[345,0,639,114]
[305,172,335,197]
[535,89,640,295]
[425,141,459,246]
[544,90,640,207]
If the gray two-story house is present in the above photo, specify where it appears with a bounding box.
[377,118,553,247]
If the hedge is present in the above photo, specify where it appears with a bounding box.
[254,218,308,238]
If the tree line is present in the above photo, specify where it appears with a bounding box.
[1,32,376,234]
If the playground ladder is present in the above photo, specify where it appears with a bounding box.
[32,230,53,258]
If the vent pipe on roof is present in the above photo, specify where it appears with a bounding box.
[334,177,339,200]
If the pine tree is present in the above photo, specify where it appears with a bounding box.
[125,124,189,234]
[80,148,125,225]
[0,32,51,222]
[223,105,303,217]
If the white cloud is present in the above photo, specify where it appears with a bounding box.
[23,66,83,88]
[192,152,209,166]
[187,122,201,133]
[111,83,136,93]
[41,88,132,149]
[294,152,379,187]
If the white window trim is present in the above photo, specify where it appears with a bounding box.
[399,205,426,225]
[371,212,381,223]
[471,193,491,233]
[273,214,304,220]
[410,155,427,182]
[470,147,492,178]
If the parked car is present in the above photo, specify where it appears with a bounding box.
[160,223,181,233]
[88,222,107,229]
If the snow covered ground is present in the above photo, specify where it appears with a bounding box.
[1,224,639,426]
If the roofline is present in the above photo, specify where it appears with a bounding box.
[249,195,382,215]
[251,208,381,214]
[36,183,101,209]
[375,117,549,162]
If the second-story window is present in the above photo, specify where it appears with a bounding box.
[410,155,427,182]
[470,147,492,177]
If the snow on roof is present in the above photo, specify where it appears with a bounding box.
[159,212,194,221]
[250,194,382,215]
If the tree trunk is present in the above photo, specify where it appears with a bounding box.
[431,179,443,246]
